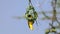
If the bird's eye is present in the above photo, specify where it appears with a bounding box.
[28,15,32,17]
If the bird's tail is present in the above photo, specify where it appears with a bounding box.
[28,20,34,30]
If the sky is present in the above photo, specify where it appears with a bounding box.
[0,0,60,34]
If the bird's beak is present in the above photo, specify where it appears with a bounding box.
[28,20,34,30]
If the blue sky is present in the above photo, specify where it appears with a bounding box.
[0,0,59,34]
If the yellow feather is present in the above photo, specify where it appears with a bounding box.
[28,21,34,30]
